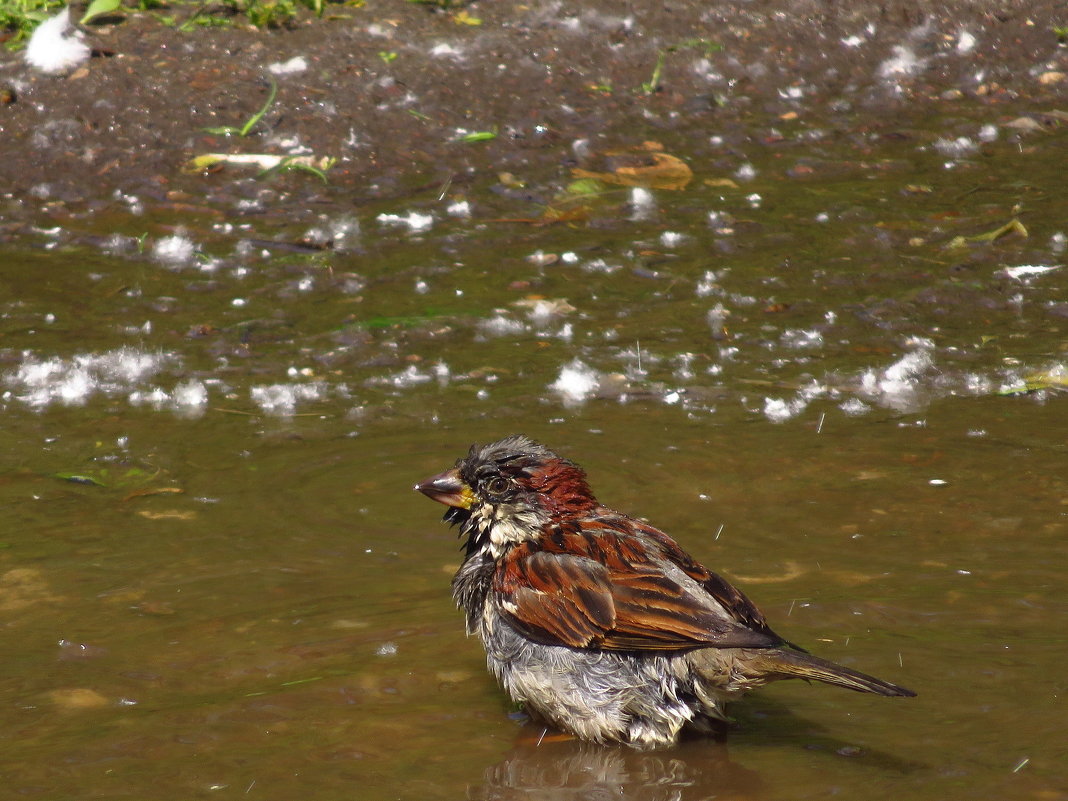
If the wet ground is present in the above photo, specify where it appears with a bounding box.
[1,1,1068,799]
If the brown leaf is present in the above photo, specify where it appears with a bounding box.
[572,151,693,190]
[48,688,109,710]
[137,510,196,521]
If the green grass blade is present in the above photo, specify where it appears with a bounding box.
[81,0,123,24]
[240,79,279,137]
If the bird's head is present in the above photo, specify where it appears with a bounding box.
[415,435,597,557]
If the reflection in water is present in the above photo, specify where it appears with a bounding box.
[470,727,762,801]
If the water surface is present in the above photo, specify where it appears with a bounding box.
[2,65,1067,800]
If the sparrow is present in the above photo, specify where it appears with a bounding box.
[415,435,915,749]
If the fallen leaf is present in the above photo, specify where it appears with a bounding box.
[539,205,592,224]
[48,688,109,710]
[573,151,693,190]
[525,252,559,267]
[1004,116,1045,132]
[1000,366,1068,394]
[512,297,576,316]
[565,177,608,197]
[453,9,481,25]
[855,470,887,480]
[183,154,336,173]
[572,142,693,190]
[945,218,1027,249]
[997,264,1062,281]
[497,172,525,188]
[137,510,197,521]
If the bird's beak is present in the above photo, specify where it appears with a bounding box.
[414,467,474,509]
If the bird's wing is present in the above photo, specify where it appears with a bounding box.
[494,529,782,652]
[628,519,775,635]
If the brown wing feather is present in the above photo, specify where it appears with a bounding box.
[504,551,615,648]
[494,524,783,652]
[628,519,774,635]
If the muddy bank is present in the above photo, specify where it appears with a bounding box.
[1,0,1066,242]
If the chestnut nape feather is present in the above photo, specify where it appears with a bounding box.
[525,460,598,515]
[416,436,915,749]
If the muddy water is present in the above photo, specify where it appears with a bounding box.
[2,105,1067,799]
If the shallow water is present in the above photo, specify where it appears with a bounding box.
[2,84,1067,800]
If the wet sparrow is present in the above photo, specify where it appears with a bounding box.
[416,435,915,749]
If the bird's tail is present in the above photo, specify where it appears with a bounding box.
[762,648,916,697]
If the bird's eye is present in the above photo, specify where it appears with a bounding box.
[484,477,509,497]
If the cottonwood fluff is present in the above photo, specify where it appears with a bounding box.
[24,7,90,75]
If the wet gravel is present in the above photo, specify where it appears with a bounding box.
[2,0,1066,240]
